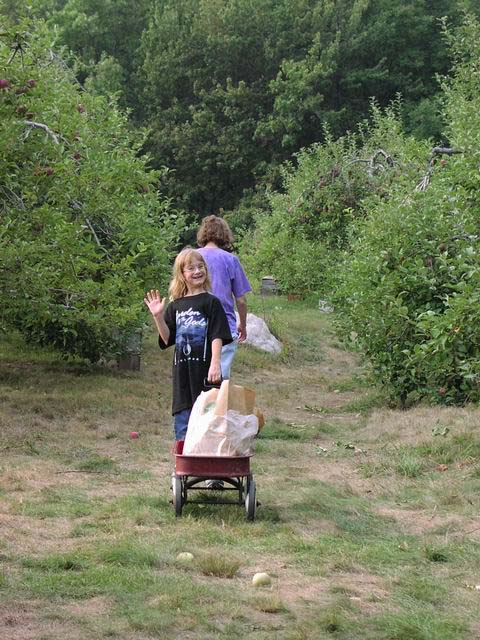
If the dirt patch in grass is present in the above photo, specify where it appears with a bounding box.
[2,459,87,492]
[236,341,365,418]
[275,572,333,609]
[243,564,388,617]
[305,457,379,495]
[0,600,82,640]
[62,595,112,617]
[376,505,480,540]
[0,513,75,555]
[320,343,361,366]
[293,520,340,539]
[327,572,390,613]
[236,557,334,611]
[358,406,480,446]
[2,302,480,639]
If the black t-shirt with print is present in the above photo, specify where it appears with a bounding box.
[158,292,232,415]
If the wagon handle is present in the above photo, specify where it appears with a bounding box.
[203,377,222,389]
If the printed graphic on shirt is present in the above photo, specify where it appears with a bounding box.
[175,307,208,361]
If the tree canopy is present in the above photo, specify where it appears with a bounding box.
[12,0,468,219]
[3,1,480,406]
[0,17,184,361]
[239,11,480,405]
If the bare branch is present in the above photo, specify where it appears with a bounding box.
[0,185,26,211]
[19,120,61,145]
[415,146,463,192]
[48,48,70,71]
[55,470,120,475]
[69,257,78,279]
[69,200,83,212]
[84,217,112,258]
[7,36,28,67]
[345,149,396,177]
[430,147,463,157]
[345,159,371,167]
[48,287,86,297]
[415,174,431,192]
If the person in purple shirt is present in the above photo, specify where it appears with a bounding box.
[197,215,252,380]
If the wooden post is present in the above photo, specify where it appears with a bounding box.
[117,329,142,371]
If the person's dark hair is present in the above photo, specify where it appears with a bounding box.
[197,215,234,251]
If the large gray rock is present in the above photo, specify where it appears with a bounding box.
[237,312,282,354]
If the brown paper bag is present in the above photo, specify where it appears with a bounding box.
[182,380,264,455]
[213,381,264,430]
[213,380,256,415]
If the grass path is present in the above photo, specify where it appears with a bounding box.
[1,295,480,639]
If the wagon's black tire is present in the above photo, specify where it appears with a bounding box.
[173,476,183,517]
[245,477,256,521]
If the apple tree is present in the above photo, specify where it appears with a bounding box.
[0,18,185,362]
[239,102,427,296]
[334,14,480,404]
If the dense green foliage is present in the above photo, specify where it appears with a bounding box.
[0,19,184,361]
[334,16,480,404]
[242,13,480,405]
[2,0,480,405]
[240,104,428,294]
[10,0,467,220]
[22,0,151,108]
[132,0,465,216]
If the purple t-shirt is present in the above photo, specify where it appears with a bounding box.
[198,247,251,334]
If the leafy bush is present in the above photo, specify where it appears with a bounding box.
[0,19,185,361]
[240,103,421,295]
[334,15,480,404]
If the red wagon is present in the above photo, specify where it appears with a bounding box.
[171,440,258,521]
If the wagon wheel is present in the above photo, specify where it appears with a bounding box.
[173,475,184,517]
[238,477,244,504]
[245,476,256,521]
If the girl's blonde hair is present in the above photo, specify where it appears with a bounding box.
[169,248,211,300]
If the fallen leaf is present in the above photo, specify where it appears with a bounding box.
[315,446,328,455]
[432,426,450,437]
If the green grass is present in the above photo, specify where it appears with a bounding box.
[13,487,100,518]
[359,432,480,481]
[394,448,426,478]
[0,570,7,589]
[1,298,480,639]
[339,390,388,414]
[259,417,309,441]
[196,551,242,578]
[60,449,118,472]
[259,416,339,442]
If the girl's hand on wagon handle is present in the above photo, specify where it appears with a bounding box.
[144,289,167,318]
[206,360,222,385]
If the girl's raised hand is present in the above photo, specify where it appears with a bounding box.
[144,289,166,317]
